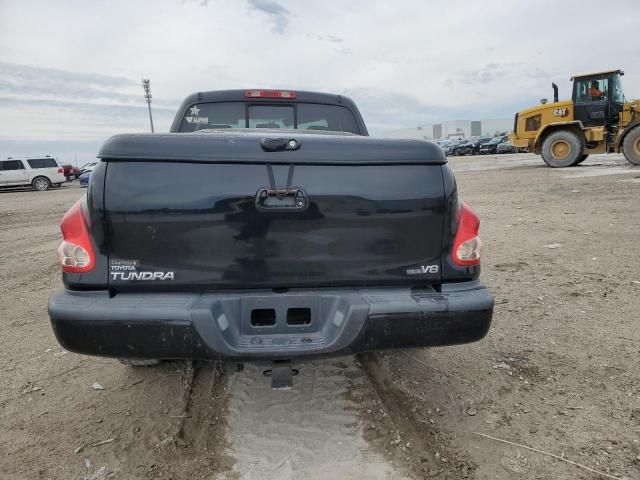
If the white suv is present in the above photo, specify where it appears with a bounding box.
[0,157,67,191]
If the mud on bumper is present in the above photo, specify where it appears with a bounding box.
[48,282,494,361]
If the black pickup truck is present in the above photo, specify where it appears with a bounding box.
[49,89,493,369]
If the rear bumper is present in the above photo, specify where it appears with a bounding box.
[48,282,494,361]
[48,172,67,184]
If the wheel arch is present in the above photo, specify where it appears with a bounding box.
[615,121,640,150]
[31,175,51,185]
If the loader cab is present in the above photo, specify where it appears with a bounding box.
[572,70,625,127]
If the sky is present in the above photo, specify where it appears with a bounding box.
[1,0,639,164]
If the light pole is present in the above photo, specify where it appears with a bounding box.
[141,78,155,133]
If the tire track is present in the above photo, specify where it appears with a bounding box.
[359,353,476,478]
[219,358,412,480]
[175,361,235,479]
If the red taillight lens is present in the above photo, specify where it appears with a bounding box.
[57,200,95,273]
[452,201,482,266]
[58,168,64,173]
[245,89,296,99]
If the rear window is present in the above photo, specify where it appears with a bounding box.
[297,104,358,133]
[182,102,245,129]
[179,102,359,134]
[248,105,294,129]
[27,158,58,168]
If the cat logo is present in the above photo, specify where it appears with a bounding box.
[553,107,569,117]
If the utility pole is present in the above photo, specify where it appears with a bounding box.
[141,78,155,133]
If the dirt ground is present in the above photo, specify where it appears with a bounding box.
[0,153,639,479]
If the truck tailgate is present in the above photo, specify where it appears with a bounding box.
[98,131,448,290]
[104,161,445,289]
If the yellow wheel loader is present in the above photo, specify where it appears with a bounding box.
[509,69,640,167]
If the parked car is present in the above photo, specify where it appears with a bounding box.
[479,136,509,155]
[442,138,466,156]
[475,137,493,153]
[79,171,91,187]
[61,164,73,180]
[497,140,527,154]
[450,139,474,156]
[437,140,452,152]
[451,137,492,156]
[61,164,82,181]
[0,156,66,191]
[48,89,493,386]
[79,162,98,174]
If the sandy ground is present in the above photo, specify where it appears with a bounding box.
[0,152,639,479]
[380,152,640,479]
[223,360,411,480]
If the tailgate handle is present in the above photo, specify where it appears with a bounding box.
[256,163,308,212]
[255,188,308,212]
[260,137,301,152]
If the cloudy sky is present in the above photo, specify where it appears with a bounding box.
[1,0,639,164]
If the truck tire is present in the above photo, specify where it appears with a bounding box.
[541,130,584,168]
[118,359,161,367]
[622,126,640,165]
[32,176,51,191]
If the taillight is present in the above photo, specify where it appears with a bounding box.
[58,168,64,173]
[452,201,482,266]
[245,89,296,99]
[57,200,95,273]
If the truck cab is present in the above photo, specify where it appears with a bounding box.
[571,70,626,128]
